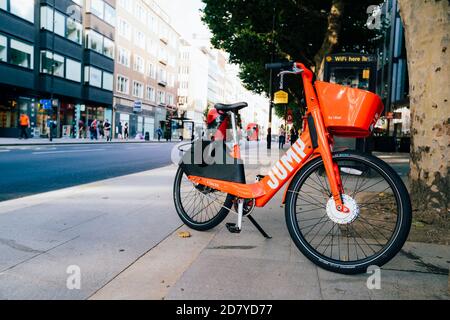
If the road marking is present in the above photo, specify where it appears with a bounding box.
[0,150,10,153]
[125,146,160,150]
[32,149,106,155]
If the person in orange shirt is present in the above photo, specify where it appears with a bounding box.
[19,113,30,139]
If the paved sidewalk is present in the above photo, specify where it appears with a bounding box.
[0,165,183,299]
[0,137,174,146]
[91,149,449,300]
[1,144,447,300]
[91,193,449,300]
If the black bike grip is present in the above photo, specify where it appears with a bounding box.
[265,61,293,70]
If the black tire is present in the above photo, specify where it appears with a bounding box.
[285,151,412,274]
[173,166,234,231]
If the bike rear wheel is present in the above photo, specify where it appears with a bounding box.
[285,151,412,274]
[173,166,234,231]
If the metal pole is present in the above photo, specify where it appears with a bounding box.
[267,70,273,149]
[267,2,276,150]
[50,0,61,139]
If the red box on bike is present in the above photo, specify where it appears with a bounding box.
[315,81,384,138]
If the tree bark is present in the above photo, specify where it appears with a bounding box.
[313,0,345,78]
[397,0,450,224]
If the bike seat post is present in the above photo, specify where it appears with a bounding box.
[229,111,239,147]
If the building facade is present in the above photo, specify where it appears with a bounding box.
[114,0,179,140]
[375,0,410,151]
[177,39,209,138]
[0,0,116,138]
[176,39,277,141]
[376,0,409,115]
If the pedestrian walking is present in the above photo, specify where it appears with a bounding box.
[164,128,171,142]
[98,120,104,139]
[278,126,286,149]
[47,118,56,141]
[70,119,76,138]
[290,127,298,145]
[104,119,112,142]
[117,122,123,139]
[90,119,98,140]
[156,126,163,142]
[19,113,30,139]
[124,122,129,140]
[78,119,85,139]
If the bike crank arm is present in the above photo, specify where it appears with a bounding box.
[226,199,244,233]
[201,193,271,238]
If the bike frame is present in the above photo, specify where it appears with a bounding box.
[188,63,347,212]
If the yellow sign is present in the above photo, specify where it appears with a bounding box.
[327,55,372,63]
[274,90,288,104]
[362,69,370,79]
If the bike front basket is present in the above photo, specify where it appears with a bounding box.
[315,81,384,138]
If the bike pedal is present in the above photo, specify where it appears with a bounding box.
[226,223,241,233]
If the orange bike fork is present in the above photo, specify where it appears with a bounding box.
[300,64,347,213]
[309,108,347,212]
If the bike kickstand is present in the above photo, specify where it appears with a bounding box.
[247,215,272,239]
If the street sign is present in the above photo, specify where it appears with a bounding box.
[40,99,52,110]
[362,69,370,79]
[133,100,142,112]
[274,90,288,104]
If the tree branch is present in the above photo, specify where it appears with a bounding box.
[313,0,345,78]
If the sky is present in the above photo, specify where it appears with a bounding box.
[156,0,212,41]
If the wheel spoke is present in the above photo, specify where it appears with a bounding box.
[289,156,405,266]
[176,169,231,225]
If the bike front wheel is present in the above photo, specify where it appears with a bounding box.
[285,151,412,274]
[173,166,234,231]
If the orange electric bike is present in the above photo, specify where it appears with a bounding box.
[173,62,411,274]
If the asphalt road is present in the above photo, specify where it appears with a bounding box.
[0,143,176,202]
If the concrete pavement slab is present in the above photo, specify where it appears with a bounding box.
[0,165,184,299]
[316,267,449,300]
[166,254,322,300]
[367,270,449,300]
[90,227,218,300]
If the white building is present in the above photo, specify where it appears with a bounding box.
[177,39,281,140]
[114,0,180,139]
[177,39,209,137]
[225,63,282,138]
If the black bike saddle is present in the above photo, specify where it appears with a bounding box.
[214,102,248,112]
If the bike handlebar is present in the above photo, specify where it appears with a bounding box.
[265,62,294,70]
[266,61,313,82]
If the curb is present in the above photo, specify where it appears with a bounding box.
[0,140,176,147]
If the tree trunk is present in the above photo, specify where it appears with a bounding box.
[397,0,450,224]
[313,0,345,78]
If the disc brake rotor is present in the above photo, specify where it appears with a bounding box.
[326,194,360,225]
